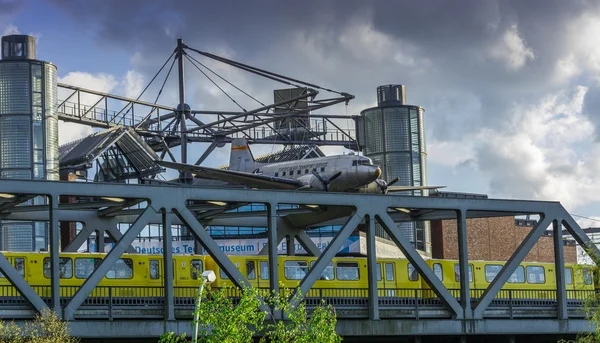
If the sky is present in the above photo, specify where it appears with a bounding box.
[2,0,600,226]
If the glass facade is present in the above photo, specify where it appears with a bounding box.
[360,86,430,252]
[0,56,58,251]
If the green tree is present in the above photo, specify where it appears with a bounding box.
[194,286,266,343]
[193,286,341,343]
[0,309,79,343]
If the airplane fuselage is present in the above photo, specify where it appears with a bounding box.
[251,155,381,191]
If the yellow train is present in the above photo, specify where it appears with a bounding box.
[0,251,594,302]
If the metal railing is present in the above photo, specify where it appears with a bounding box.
[0,285,594,320]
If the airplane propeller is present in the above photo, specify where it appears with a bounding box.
[312,171,342,191]
[376,177,402,194]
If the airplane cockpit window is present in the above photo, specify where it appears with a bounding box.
[352,159,373,166]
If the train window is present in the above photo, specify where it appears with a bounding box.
[453,264,473,283]
[386,263,395,281]
[507,266,525,283]
[190,260,203,280]
[43,258,72,279]
[408,264,418,281]
[275,172,278,177]
[305,169,309,174]
[565,268,573,285]
[75,258,102,279]
[376,264,382,281]
[433,263,443,281]
[220,268,230,280]
[14,258,25,278]
[297,170,301,175]
[247,261,256,280]
[260,261,269,280]
[526,266,545,284]
[310,261,334,280]
[282,172,286,176]
[150,260,160,280]
[584,268,592,285]
[336,262,359,281]
[106,259,133,279]
[284,261,308,280]
[485,265,502,283]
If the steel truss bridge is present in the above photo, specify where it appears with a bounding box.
[0,179,598,341]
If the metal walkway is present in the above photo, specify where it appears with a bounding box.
[0,179,597,339]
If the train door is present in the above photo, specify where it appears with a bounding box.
[245,260,258,287]
[258,260,269,288]
[377,262,395,297]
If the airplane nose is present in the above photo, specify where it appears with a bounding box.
[375,167,381,178]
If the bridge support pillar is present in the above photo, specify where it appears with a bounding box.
[553,219,568,319]
[457,209,471,319]
[162,210,175,321]
[267,203,280,308]
[49,196,61,317]
[366,214,379,320]
[286,235,295,256]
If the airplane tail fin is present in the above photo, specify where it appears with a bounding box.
[229,138,255,172]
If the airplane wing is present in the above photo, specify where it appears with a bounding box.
[158,161,304,190]
[387,185,446,192]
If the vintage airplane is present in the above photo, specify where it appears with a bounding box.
[158,138,443,194]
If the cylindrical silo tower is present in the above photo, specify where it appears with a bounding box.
[358,85,430,253]
[0,35,59,251]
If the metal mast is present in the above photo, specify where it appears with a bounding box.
[176,39,191,181]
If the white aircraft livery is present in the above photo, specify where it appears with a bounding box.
[158,138,443,194]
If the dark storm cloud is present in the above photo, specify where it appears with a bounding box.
[48,0,600,138]
[49,0,600,205]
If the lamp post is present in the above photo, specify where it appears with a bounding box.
[193,270,216,343]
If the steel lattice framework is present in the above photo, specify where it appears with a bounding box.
[0,179,597,340]
[56,39,358,171]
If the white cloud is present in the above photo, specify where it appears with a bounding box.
[487,24,535,70]
[474,86,600,209]
[122,70,145,99]
[2,23,18,36]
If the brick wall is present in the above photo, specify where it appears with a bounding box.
[431,216,577,264]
